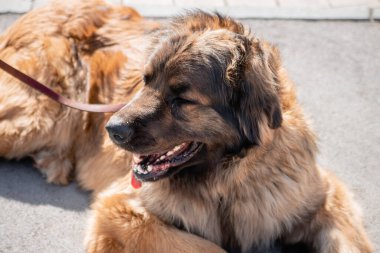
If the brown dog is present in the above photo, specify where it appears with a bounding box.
[0,1,373,253]
[0,0,156,192]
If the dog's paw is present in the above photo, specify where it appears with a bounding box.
[85,194,131,253]
[31,150,73,185]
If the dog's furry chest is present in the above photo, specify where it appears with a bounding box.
[142,179,286,253]
[141,161,325,253]
[143,183,223,243]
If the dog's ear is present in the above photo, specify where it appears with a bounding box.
[230,38,283,145]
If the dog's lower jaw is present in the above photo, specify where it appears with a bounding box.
[132,142,204,182]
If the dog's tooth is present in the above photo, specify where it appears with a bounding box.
[160,155,166,160]
[167,151,174,156]
[173,145,181,151]
[147,165,153,172]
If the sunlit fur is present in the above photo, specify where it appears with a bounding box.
[0,0,155,191]
[0,1,373,253]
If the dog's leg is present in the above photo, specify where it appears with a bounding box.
[303,173,373,253]
[85,175,226,253]
[30,149,74,185]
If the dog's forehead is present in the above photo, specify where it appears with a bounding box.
[143,33,194,78]
[143,30,234,85]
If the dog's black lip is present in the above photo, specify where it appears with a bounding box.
[132,142,204,182]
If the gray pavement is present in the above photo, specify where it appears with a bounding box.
[0,14,379,253]
[2,0,380,20]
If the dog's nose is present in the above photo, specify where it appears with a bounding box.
[105,121,135,144]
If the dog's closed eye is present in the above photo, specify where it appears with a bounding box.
[170,97,192,107]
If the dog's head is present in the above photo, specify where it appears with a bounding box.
[106,12,282,182]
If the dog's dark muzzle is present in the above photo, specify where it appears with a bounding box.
[106,88,162,147]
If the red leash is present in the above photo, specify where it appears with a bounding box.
[0,59,126,113]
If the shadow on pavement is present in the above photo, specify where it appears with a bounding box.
[0,158,89,211]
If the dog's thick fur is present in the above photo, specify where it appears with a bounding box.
[0,1,373,253]
[0,0,154,191]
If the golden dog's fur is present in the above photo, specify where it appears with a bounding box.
[0,0,153,191]
[0,1,373,253]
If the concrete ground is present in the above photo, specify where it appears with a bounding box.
[0,14,379,253]
[1,0,380,20]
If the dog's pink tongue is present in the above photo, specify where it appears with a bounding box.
[131,174,142,189]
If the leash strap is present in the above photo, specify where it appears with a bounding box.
[0,59,125,113]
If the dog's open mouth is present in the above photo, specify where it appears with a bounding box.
[132,142,203,182]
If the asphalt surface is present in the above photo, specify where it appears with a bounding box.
[0,15,379,253]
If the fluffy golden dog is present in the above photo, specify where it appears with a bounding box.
[0,0,153,191]
[0,1,373,253]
